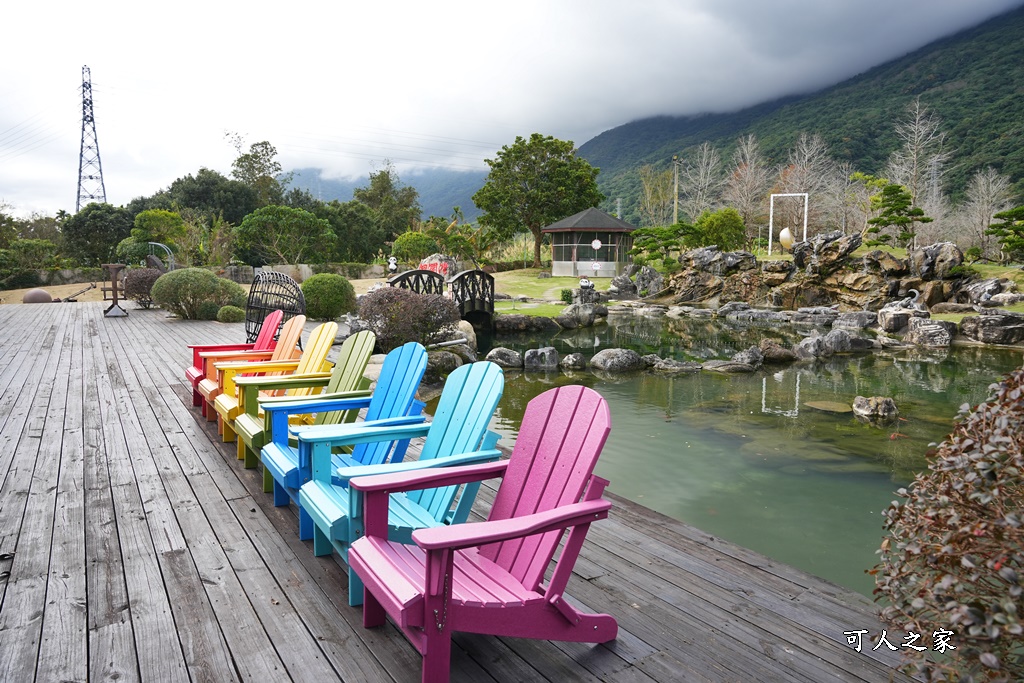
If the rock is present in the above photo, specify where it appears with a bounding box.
[652,359,702,374]
[537,271,552,278]
[590,348,645,373]
[494,314,560,334]
[640,354,662,367]
[22,288,55,303]
[909,242,963,280]
[608,273,638,299]
[523,347,559,371]
[561,305,598,327]
[456,320,477,350]
[723,308,791,323]
[930,302,977,314]
[852,396,899,424]
[760,259,794,287]
[904,317,957,347]
[793,334,828,360]
[702,360,756,373]
[823,328,853,354]
[559,352,587,370]
[485,347,524,368]
[731,346,764,368]
[442,343,478,364]
[553,314,577,329]
[877,309,910,333]
[860,250,909,277]
[716,301,750,316]
[669,271,724,304]
[791,231,862,277]
[990,292,1024,306]
[418,253,458,277]
[634,266,665,297]
[832,311,878,331]
[573,287,604,305]
[959,278,1017,305]
[791,306,839,326]
[759,339,798,363]
[959,313,1024,345]
[423,351,462,384]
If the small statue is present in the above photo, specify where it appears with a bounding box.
[578,277,595,290]
[387,256,399,275]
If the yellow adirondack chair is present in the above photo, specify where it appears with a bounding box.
[213,321,338,443]
[232,330,376,468]
[196,314,306,422]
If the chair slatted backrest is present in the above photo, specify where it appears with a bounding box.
[346,342,428,465]
[286,322,338,395]
[405,361,505,519]
[480,385,610,591]
[249,309,284,351]
[310,330,376,427]
[268,315,305,362]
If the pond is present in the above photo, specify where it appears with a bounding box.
[472,313,1024,598]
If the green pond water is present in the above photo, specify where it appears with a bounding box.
[473,313,1024,598]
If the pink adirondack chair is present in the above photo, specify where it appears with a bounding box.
[348,385,617,683]
[185,309,284,410]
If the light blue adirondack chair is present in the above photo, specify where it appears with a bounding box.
[260,342,429,541]
[297,361,505,605]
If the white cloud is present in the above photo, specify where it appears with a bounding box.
[2,0,1021,216]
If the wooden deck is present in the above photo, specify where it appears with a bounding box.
[0,302,914,682]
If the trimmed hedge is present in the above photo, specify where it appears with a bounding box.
[151,268,247,320]
[301,273,356,321]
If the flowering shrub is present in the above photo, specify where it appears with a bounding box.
[874,365,1024,682]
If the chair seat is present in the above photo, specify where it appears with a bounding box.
[350,537,540,629]
[301,481,440,546]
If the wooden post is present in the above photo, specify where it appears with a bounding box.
[102,263,128,317]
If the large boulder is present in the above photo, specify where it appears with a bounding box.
[652,358,702,374]
[680,246,756,276]
[959,312,1024,345]
[791,231,862,277]
[485,347,523,368]
[559,352,587,370]
[852,396,899,424]
[634,266,666,297]
[493,314,560,334]
[607,273,638,299]
[903,317,957,347]
[731,346,764,368]
[760,259,795,287]
[423,351,462,384]
[669,271,725,304]
[833,311,878,331]
[759,338,798,363]
[590,348,644,373]
[523,347,560,371]
[959,278,1017,305]
[860,250,909,277]
[909,242,962,280]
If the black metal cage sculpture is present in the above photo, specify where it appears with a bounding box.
[245,270,306,343]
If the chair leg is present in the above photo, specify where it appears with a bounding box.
[262,467,274,494]
[347,564,364,607]
[421,627,452,683]
[221,419,236,443]
[273,480,290,507]
[298,506,313,541]
[192,389,202,407]
[312,523,332,557]
[206,402,217,422]
[363,589,386,628]
[236,439,247,463]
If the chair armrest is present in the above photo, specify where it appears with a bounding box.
[189,343,255,368]
[335,448,502,485]
[412,499,612,552]
[265,394,373,417]
[234,371,333,389]
[351,459,509,494]
[216,360,302,396]
[294,420,431,446]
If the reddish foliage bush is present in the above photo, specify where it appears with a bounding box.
[358,287,460,353]
[874,366,1024,682]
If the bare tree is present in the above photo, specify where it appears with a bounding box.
[722,134,770,244]
[773,133,838,234]
[958,167,1012,258]
[679,141,723,222]
[637,164,674,227]
[886,98,950,208]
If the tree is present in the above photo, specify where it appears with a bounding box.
[722,135,770,243]
[392,230,439,263]
[473,133,603,267]
[629,225,685,268]
[865,183,933,248]
[233,205,335,265]
[637,165,673,227]
[684,208,746,251]
[13,212,62,244]
[61,203,133,266]
[774,133,839,231]
[230,139,289,206]
[849,172,889,236]
[986,205,1024,262]
[168,168,258,226]
[886,98,949,209]
[314,200,385,263]
[960,167,1012,259]
[352,161,421,242]
[0,201,16,249]
[116,209,187,265]
[679,141,723,223]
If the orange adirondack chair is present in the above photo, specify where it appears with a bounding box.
[197,314,305,421]
[185,309,284,414]
[348,385,617,683]
[212,321,337,443]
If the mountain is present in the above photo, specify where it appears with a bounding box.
[579,5,1024,225]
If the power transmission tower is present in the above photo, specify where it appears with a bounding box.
[76,65,106,212]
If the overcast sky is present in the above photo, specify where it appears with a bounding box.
[2,0,1022,217]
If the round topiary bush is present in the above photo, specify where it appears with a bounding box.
[217,305,246,323]
[151,267,248,320]
[359,286,460,353]
[392,231,439,263]
[124,267,163,309]
[301,273,356,321]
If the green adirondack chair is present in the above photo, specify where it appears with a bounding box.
[261,342,429,541]
[232,330,377,468]
[296,360,504,605]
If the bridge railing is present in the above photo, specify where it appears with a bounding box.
[449,269,495,316]
[387,269,446,296]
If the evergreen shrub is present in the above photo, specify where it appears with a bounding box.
[301,273,356,320]
[217,305,246,323]
[151,267,247,320]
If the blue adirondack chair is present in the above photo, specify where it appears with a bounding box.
[261,342,429,541]
[347,385,616,683]
[296,360,505,606]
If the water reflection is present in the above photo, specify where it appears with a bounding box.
[480,314,1024,597]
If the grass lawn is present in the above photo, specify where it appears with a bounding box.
[490,268,603,300]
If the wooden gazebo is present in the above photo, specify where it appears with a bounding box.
[541,207,636,277]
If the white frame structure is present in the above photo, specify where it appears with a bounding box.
[768,193,809,255]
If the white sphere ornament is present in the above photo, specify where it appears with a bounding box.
[779,227,795,250]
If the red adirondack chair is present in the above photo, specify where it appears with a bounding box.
[348,385,617,683]
[185,309,284,411]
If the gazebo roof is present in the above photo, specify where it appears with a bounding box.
[541,207,636,233]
